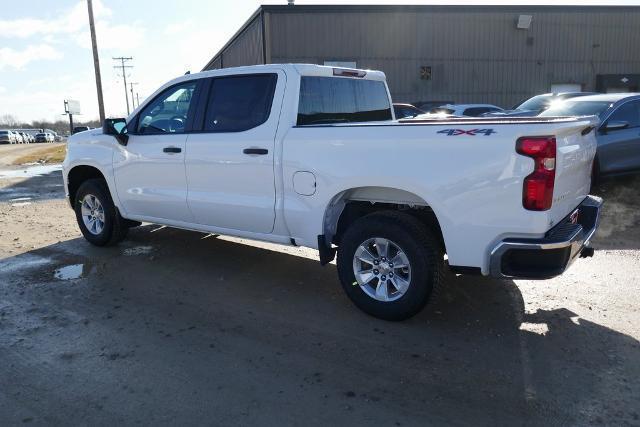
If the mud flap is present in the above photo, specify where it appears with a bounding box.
[317,235,336,266]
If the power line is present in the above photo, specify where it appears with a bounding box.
[113,57,133,115]
[87,0,105,123]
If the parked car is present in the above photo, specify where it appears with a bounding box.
[19,132,30,144]
[14,132,24,144]
[73,126,90,134]
[63,64,601,320]
[393,103,425,119]
[0,130,13,144]
[35,133,49,143]
[412,100,453,111]
[539,93,640,179]
[428,104,504,117]
[486,92,598,117]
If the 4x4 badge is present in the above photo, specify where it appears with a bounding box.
[437,129,496,136]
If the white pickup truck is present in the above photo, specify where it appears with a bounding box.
[63,64,602,320]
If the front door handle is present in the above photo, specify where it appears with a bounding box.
[163,146,182,154]
[243,148,268,155]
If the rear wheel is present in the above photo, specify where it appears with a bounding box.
[336,211,444,321]
[74,179,128,246]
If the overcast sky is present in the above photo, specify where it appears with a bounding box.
[1,0,639,123]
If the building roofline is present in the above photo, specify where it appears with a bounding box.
[260,4,639,13]
[202,6,263,71]
[202,3,640,71]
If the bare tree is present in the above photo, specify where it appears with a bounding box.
[0,114,19,127]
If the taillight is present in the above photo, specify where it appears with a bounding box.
[516,137,556,211]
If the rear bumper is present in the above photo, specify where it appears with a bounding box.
[489,195,603,279]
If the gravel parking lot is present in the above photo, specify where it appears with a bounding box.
[0,144,638,426]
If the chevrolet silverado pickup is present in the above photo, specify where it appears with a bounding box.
[63,64,602,320]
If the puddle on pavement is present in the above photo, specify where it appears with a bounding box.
[123,246,154,256]
[9,196,33,207]
[53,264,92,280]
[0,164,62,179]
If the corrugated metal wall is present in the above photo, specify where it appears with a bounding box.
[266,8,640,107]
[210,14,264,69]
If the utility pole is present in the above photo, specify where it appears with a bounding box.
[113,56,133,115]
[87,0,105,123]
[136,92,140,108]
[129,82,139,109]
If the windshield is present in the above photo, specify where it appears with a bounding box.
[539,101,613,118]
[515,95,553,111]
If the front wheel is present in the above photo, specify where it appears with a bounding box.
[336,211,444,321]
[74,179,128,246]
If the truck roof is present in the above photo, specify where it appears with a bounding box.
[172,64,386,86]
[128,64,388,120]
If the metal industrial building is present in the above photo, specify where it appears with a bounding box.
[202,4,640,108]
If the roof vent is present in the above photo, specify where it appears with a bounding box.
[287,0,294,5]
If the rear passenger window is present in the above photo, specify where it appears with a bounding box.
[297,77,392,125]
[204,74,277,132]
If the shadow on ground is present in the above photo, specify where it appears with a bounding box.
[1,225,638,425]
[592,174,640,250]
[0,168,64,203]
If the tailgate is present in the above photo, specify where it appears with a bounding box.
[549,117,599,226]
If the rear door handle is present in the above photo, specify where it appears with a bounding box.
[163,146,182,154]
[243,148,268,155]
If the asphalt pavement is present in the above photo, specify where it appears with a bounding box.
[0,145,638,426]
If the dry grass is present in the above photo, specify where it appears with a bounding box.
[12,144,67,165]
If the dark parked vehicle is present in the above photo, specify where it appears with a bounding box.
[35,133,49,143]
[486,92,598,117]
[539,93,640,179]
[393,103,425,119]
[72,126,90,134]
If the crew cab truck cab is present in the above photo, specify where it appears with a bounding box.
[63,64,602,320]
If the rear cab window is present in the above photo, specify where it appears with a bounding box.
[297,76,392,125]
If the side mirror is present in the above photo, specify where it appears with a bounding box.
[602,120,629,133]
[103,118,129,145]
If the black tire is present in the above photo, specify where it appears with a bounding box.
[336,211,444,321]
[74,179,128,246]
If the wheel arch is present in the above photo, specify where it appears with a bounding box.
[67,165,109,207]
[322,186,446,254]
